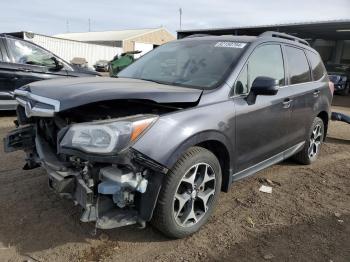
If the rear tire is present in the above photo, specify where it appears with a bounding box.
[152,146,222,238]
[293,117,324,165]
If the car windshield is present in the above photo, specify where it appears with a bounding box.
[118,40,249,89]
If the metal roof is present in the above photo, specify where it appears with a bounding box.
[55,27,170,42]
[177,19,350,40]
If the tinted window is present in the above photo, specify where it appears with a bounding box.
[306,50,325,81]
[6,38,56,68]
[118,40,248,90]
[235,44,284,95]
[285,46,311,85]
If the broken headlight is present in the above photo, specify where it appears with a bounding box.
[60,115,157,154]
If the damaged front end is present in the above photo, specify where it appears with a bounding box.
[3,94,184,229]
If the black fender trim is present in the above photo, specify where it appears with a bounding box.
[138,170,164,221]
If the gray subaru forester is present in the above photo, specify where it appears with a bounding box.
[4,31,332,238]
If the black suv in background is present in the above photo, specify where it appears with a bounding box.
[5,32,332,238]
[0,34,99,110]
[326,64,350,95]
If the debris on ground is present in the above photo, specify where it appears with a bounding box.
[246,216,255,228]
[258,177,281,187]
[235,198,250,207]
[263,253,275,260]
[259,185,273,194]
[331,111,350,124]
[334,212,342,218]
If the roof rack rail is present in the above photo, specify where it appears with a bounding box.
[259,31,310,46]
[184,34,211,39]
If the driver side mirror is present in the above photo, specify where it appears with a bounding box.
[246,76,279,105]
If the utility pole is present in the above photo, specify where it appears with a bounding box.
[179,8,182,30]
[66,19,70,33]
[88,18,91,32]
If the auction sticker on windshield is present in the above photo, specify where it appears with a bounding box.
[215,42,247,48]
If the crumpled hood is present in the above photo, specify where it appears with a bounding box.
[18,77,203,111]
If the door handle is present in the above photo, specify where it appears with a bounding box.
[282,98,293,109]
[313,90,320,97]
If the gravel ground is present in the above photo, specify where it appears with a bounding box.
[0,96,349,262]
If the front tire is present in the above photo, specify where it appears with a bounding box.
[152,146,222,238]
[293,117,324,165]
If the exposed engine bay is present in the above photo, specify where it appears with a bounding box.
[5,99,194,229]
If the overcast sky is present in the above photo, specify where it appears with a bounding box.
[1,0,349,36]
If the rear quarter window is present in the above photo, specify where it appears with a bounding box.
[306,50,326,81]
[285,46,311,85]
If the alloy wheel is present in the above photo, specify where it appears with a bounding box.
[308,124,323,158]
[173,163,216,227]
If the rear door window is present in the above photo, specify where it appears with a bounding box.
[306,50,326,81]
[285,46,311,85]
[234,44,285,95]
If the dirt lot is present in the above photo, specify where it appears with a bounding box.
[0,96,349,262]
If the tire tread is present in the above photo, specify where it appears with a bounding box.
[152,146,220,238]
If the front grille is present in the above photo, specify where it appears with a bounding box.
[14,89,60,118]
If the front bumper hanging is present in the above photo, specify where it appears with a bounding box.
[4,125,165,229]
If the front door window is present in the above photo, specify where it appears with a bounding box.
[234,44,285,95]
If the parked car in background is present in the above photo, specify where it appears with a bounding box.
[93,60,109,72]
[326,64,350,96]
[70,57,89,69]
[0,34,99,110]
[5,32,332,238]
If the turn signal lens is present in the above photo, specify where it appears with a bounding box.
[131,117,157,141]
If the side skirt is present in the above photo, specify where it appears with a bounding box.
[230,141,305,183]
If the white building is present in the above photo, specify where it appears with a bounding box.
[55,27,175,58]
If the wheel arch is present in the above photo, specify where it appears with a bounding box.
[317,111,329,140]
[166,131,234,192]
[196,140,231,192]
